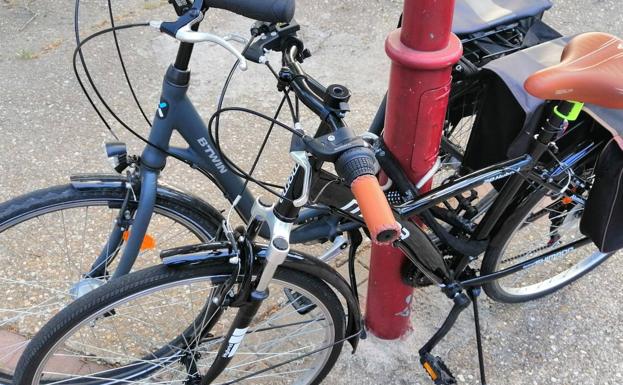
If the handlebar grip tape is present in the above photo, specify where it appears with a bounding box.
[351,175,401,245]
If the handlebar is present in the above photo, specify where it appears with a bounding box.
[280,43,401,244]
[352,175,402,244]
[154,0,296,71]
[283,45,334,122]
[206,0,295,23]
[335,147,401,244]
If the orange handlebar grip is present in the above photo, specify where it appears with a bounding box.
[351,175,401,245]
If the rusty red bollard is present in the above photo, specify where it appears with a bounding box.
[365,0,463,339]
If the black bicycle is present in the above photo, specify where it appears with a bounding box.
[0,0,561,381]
[11,0,622,384]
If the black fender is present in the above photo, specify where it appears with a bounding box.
[396,219,451,284]
[70,173,224,228]
[163,240,364,352]
[280,248,363,352]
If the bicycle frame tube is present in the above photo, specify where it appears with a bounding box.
[112,168,159,278]
[151,67,256,222]
[395,155,533,218]
[138,66,358,232]
[107,63,257,279]
[459,237,594,287]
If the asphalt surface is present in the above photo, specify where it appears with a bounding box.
[0,0,622,384]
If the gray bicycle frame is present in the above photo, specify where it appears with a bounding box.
[109,65,258,278]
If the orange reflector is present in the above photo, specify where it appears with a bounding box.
[562,196,573,205]
[423,362,438,381]
[122,231,156,251]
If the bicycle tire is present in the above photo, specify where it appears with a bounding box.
[13,263,346,385]
[0,183,221,383]
[481,189,612,303]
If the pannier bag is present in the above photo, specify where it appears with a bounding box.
[580,139,623,253]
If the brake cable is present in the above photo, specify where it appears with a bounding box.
[74,1,316,205]
[106,0,152,127]
[74,0,234,167]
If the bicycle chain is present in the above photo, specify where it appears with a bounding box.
[499,241,561,265]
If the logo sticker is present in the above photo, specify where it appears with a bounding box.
[197,137,228,174]
[222,327,248,358]
[484,170,516,184]
[157,101,169,119]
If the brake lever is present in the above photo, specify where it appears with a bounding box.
[175,23,248,70]
[149,0,247,71]
[149,21,248,71]
[223,34,249,45]
[289,150,312,207]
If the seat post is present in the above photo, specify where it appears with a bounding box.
[537,100,585,145]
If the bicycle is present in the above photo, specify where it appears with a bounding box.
[12,1,622,383]
[0,0,561,380]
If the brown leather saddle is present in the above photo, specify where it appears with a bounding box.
[524,32,623,109]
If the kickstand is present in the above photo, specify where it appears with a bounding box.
[418,288,470,385]
[468,287,487,385]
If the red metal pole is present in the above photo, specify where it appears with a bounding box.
[365,0,462,339]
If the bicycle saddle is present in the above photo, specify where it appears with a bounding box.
[524,32,623,109]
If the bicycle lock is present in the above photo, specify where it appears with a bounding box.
[366,0,462,339]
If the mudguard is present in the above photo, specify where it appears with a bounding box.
[256,245,363,351]
[162,241,363,352]
[69,173,224,226]
[279,249,364,352]
[396,219,451,285]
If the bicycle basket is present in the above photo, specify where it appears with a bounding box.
[580,138,623,253]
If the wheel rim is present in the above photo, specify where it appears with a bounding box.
[0,197,214,378]
[31,276,337,385]
[493,194,610,297]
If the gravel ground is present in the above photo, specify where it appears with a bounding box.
[0,0,622,384]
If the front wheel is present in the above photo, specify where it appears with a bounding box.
[13,263,346,385]
[0,183,221,381]
[481,189,612,303]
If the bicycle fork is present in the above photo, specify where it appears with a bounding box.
[202,198,293,384]
[70,167,159,300]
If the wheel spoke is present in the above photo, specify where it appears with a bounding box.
[0,190,214,380]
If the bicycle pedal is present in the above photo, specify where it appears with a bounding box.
[420,353,457,385]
